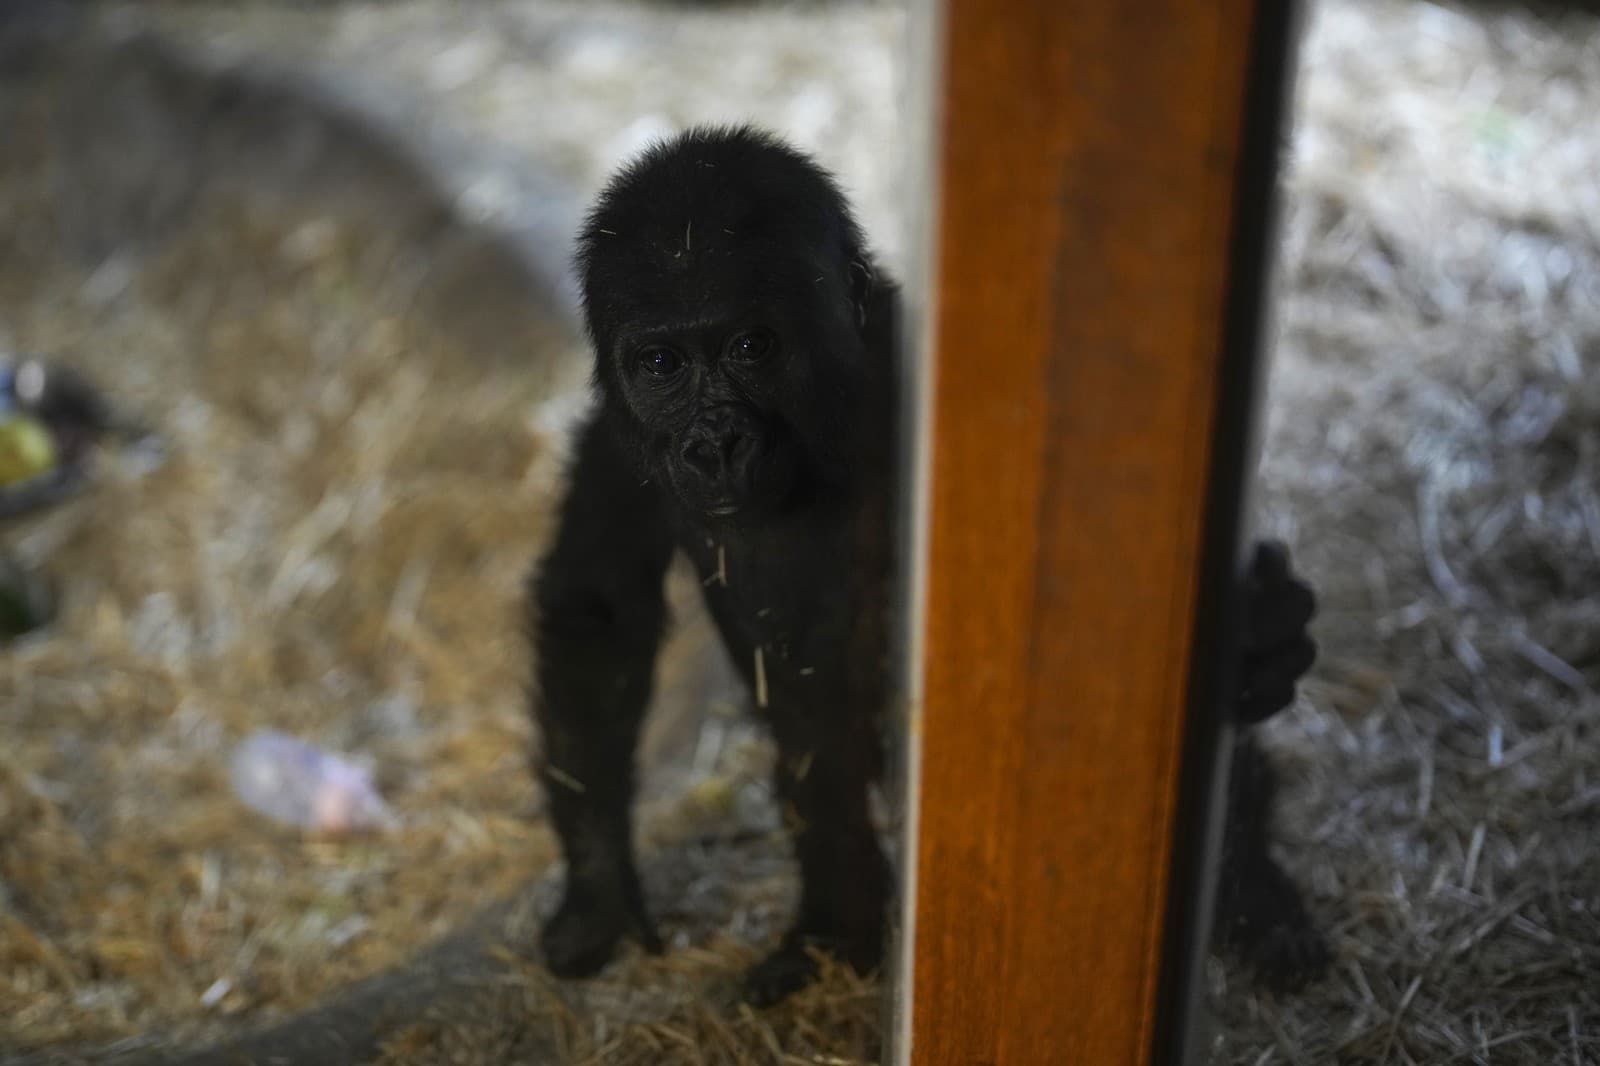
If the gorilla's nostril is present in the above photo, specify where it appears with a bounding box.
[727,434,758,467]
[683,439,721,475]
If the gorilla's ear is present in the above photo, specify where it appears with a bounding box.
[848,256,876,331]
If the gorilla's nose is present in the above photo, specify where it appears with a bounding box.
[681,406,763,484]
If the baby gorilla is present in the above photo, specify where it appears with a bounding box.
[529,126,1324,1005]
[531,126,897,1006]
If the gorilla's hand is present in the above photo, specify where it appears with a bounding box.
[1236,540,1317,724]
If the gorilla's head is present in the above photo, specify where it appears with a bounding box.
[576,125,882,523]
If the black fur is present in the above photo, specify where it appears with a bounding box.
[528,126,1324,1004]
[1217,542,1331,988]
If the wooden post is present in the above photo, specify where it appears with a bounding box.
[892,2,1300,1062]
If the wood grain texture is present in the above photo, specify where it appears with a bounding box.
[903,2,1269,1062]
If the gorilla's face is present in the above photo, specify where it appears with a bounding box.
[602,287,835,521]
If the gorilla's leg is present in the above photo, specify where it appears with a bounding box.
[531,415,676,977]
[745,705,889,1006]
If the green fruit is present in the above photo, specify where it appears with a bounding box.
[0,415,57,486]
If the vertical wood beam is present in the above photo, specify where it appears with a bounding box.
[894,3,1299,1062]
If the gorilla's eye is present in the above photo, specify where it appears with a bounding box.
[637,346,683,377]
[727,329,775,363]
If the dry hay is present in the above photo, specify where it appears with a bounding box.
[373,952,882,1066]
[362,805,883,1066]
[4,0,1600,1063]
[0,171,562,1050]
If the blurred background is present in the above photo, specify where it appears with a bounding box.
[0,0,1596,1063]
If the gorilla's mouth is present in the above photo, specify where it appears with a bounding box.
[682,476,790,523]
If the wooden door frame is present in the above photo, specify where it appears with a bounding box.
[890,3,1303,1062]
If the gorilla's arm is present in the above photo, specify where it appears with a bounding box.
[530,411,675,976]
[1215,539,1329,987]
[1214,734,1330,987]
